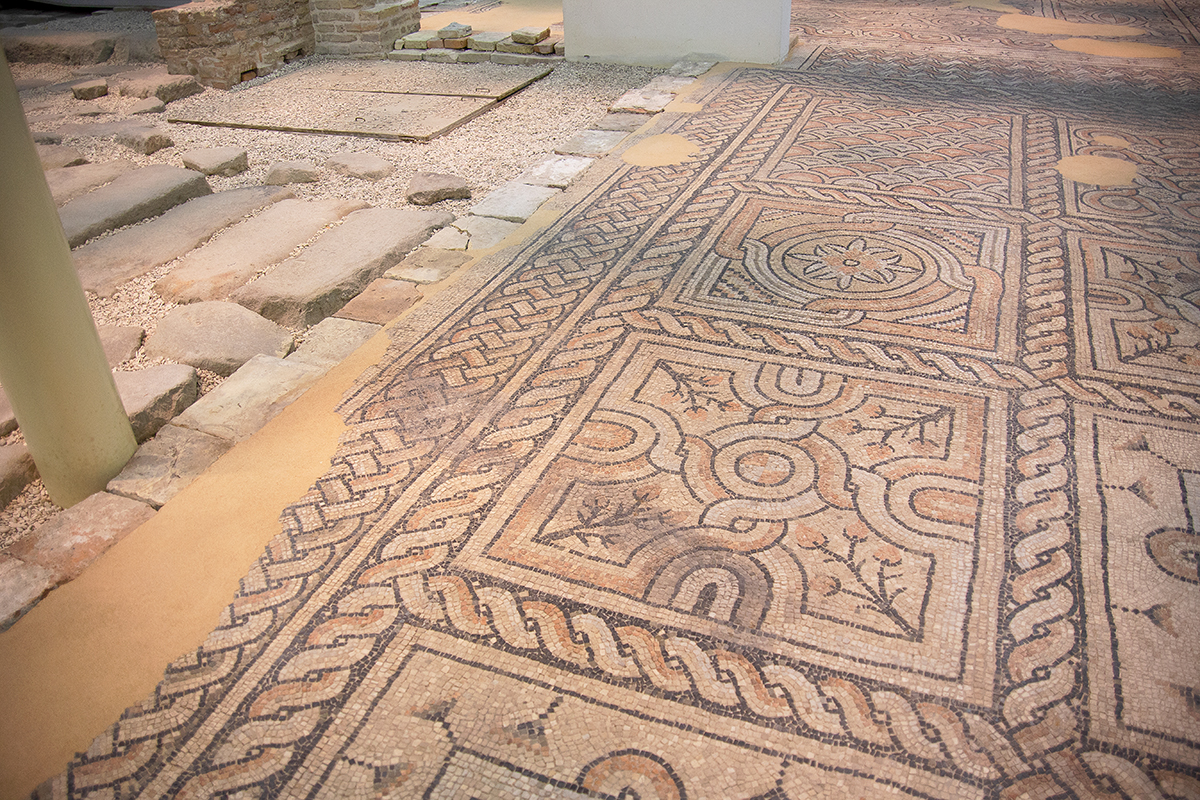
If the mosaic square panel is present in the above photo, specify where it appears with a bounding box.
[1076,408,1200,768]
[455,335,1007,704]
[754,94,1023,206]
[662,196,1021,359]
[1061,122,1200,230]
[1070,232,1200,391]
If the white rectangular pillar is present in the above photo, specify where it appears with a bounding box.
[564,0,792,67]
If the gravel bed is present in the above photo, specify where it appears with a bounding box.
[1,14,663,547]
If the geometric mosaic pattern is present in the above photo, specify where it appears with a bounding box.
[39,0,1200,797]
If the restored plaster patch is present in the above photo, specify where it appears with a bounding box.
[997,13,1144,37]
[622,133,701,167]
[1053,38,1181,58]
[665,99,705,113]
[1056,155,1139,186]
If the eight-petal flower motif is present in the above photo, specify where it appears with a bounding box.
[787,238,919,290]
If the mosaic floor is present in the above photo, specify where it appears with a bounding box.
[39,0,1200,797]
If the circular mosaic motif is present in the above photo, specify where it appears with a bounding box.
[781,234,930,297]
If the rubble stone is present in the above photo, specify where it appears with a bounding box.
[406,172,470,205]
[326,152,394,180]
[106,425,232,509]
[71,79,108,100]
[180,147,249,177]
[113,364,199,443]
[265,160,320,185]
[172,355,324,442]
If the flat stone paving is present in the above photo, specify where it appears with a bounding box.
[37,5,1200,798]
[57,164,211,248]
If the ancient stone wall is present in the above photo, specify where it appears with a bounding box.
[310,0,420,58]
[153,0,314,89]
[153,0,417,89]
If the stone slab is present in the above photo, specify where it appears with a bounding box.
[407,172,470,205]
[98,324,144,366]
[384,247,472,283]
[106,424,232,509]
[73,185,293,297]
[469,181,558,222]
[286,317,382,369]
[387,50,426,62]
[113,123,173,155]
[0,555,54,633]
[668,57,718,77]
[495,38,535,54]
[0,31,116,65]
[232,207,453,328]
[156,197,368,304]
[71,79,108,100]
[555,129,628,158]
[168,61,551,141]
[400,31,443,48]
[645,74,697,93]
[281,60,549,98]
[511,25,550,44]
[129,97,165,115]
[517,155,593,188]
[0,444,36,511]
[467,31,508,51]
[609,88,675,114]
[591,112,648,132]
[425,215,521,250]
[45,159,137,206]
[333,278,422,325]
[326,152,394,180]
[113,364,199,443]
[114,66,204,103]
[172,355,324,442]
[265,161,320,184]
[58,165,212,249]
[38,144,87,170]
[181,147,248,177]
[145,301,295,377]
[171,91,496,142]
[8,492,156,584]
[437,23,472,39]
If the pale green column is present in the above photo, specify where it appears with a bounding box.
[0,52,136,507]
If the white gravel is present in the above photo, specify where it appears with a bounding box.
[2,11,664,544]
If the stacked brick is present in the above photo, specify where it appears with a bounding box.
[311,0,419,58]
[153,0,316,89]
[392,23,564,65]
[153,0,420,89]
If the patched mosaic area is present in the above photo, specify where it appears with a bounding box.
[41,0,1200,797]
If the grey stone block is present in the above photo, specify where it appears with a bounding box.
[0,444,37,510]
[71,78,108,100]
[593,112,649,132]
[646,75,698,92]
[286,317,382,369]
[384,247,472,283]
[173,355,324,442]
[0,555,54,633]
[438,22,472,38]
[73,185,293,297]
[265,160,320,185]
[466,31,507,51]
[37,144,88,170]
[145,301,295,377]
[668,57,717,77]
[181,147,249,177]
[58,165,212,248]
[388,49,425,61]
[232,207,452,328]
[609,88,675,114]
[555,129,628,158]
[8,492,156,585]
[469,181,559,222]
[406,172,470,205]
[113,123,174,155]
[517,155,593,188]
[98,324,144,366]
[115,66,203,103]
[325,152,394,180]
[156,197,368,304]
[45,158,136,206]
[107,424,232,509]
[113,364,199,442]
[510,26,550,44]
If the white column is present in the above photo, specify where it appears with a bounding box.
[564,0,792,67]
[0,52,136,507]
